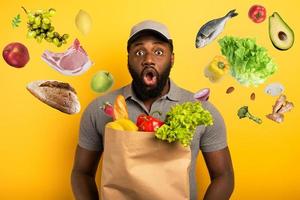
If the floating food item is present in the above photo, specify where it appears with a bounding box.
[269,12,294,50]
[75,9,92,35]
[2,42,29,68]
[248,5,266,23]
[41,38,92,76]
[264,83,284,96]
[90,71,114,93]
[237,106,262,124]
[22,7,69,47]
[204,55,229,82]
[196,9,238,48]
[26,80,81,114]
[226,86,234,94]
[219,36,277,86]
[250,92,256,100]
[194,88,210,101]
[266,94,294,123]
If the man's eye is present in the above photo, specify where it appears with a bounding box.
[136,50,144,56]
[155,50,163,55]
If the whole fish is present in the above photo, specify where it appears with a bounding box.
[195,9,238,48]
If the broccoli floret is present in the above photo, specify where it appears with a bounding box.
[237,106,262,124]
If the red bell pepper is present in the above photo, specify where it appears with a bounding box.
[136,111,164,132]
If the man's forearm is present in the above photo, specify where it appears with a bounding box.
[203,173,234,200]
[71,172,99,200]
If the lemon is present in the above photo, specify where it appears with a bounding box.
[75,9,92,35]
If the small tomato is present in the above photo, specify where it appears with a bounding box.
[248,5,266,23]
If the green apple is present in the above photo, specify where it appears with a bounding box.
[91,71,114,93]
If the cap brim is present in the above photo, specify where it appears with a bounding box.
[127,29,172,51]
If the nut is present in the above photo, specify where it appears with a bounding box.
[250,92,255,100]
[226,86,235,94]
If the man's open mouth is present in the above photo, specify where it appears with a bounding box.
[142,68,158,86]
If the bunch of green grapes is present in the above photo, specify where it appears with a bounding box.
[22,7,69,47]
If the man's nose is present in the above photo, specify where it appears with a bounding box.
[142,53,155,67]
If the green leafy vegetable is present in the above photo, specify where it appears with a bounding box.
[12,14,21,28]
[155,102,213,147]
[218,36,277,86]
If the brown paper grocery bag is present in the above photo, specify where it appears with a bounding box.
[101,127,191,200]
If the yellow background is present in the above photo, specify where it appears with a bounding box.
[0,0,299,199]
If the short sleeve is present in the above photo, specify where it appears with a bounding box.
[78,101,103,152]
[200,102,227,152]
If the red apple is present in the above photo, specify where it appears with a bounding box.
[2,42,30,68]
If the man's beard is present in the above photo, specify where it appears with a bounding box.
[128,62,172,101]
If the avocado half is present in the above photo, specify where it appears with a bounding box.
[269,12,294,50]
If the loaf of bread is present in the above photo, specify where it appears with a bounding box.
[26,80,81,114]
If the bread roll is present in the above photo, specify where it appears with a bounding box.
[26,80,81,114]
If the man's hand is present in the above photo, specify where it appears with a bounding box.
[71,145,102,200]
[202,147,234,200]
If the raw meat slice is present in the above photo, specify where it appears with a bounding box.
[41,39,93,76]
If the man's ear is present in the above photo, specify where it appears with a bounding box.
[171,53,175,67]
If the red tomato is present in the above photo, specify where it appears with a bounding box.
[248,5,266,23]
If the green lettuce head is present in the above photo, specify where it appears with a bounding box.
[218,36,277,86]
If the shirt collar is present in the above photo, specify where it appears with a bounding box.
[123,78,181,102]
[123,83,134,100]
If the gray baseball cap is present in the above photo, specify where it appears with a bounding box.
[127,20,173,51]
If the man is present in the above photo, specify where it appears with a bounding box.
[71,20,234,200]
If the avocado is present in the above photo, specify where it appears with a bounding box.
[269,12,294,50]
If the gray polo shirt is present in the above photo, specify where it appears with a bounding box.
[79,79,227,200]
